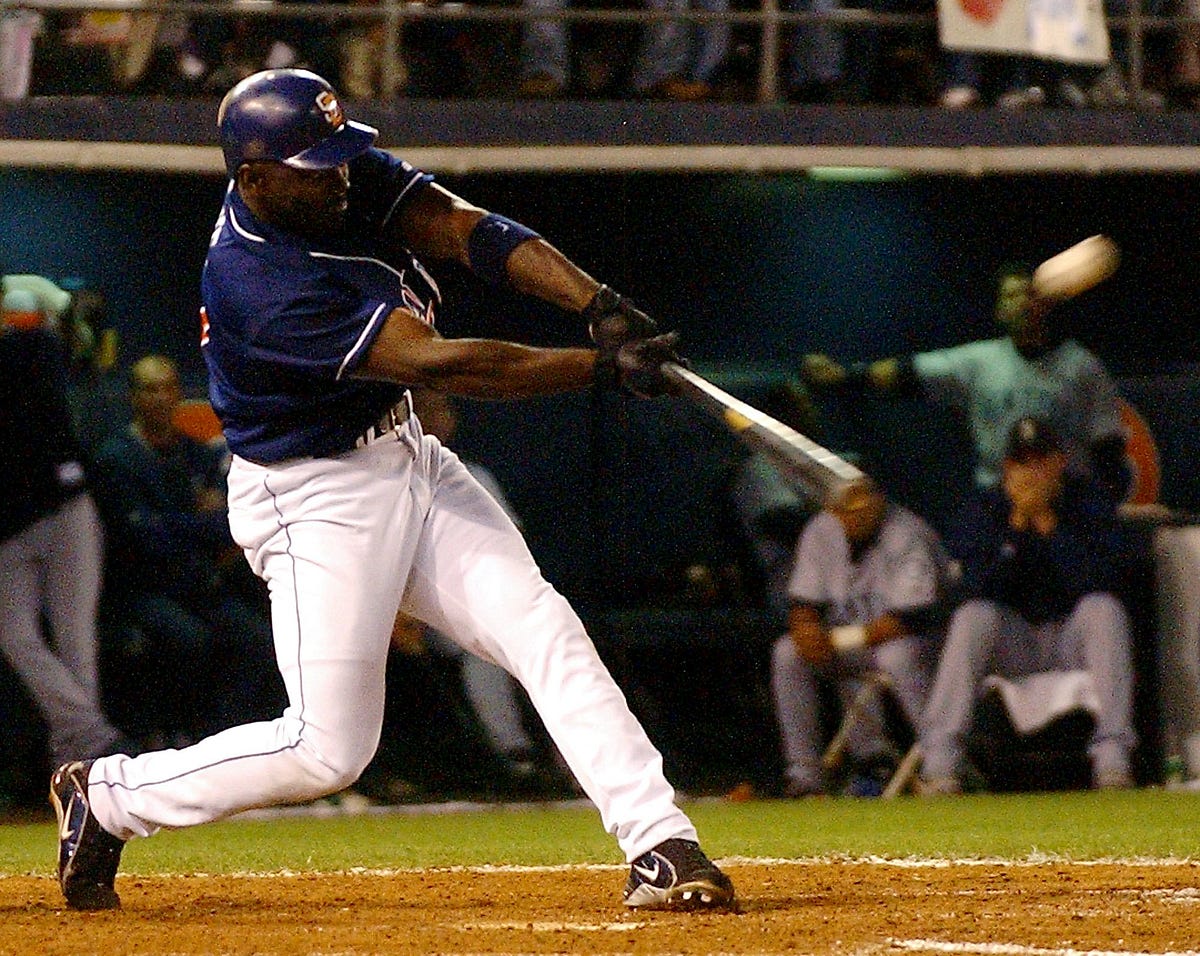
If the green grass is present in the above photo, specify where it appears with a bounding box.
[4,790,1200,878]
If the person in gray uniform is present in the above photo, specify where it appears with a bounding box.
[800,264,1128,502]
[772,478,948,797]
[0,288,129,768]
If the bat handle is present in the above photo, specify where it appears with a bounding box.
[661,361,688,388]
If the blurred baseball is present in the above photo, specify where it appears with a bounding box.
[1032,235,1120,300]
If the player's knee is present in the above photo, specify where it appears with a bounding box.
[947,599,1001,641]
[300,757,368,798]
[1076,591,1127,621]
[1075,592,1131,642]
[873,636,918,675]
[772,634,797,669]
[293,740,376,798]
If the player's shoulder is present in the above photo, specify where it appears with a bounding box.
[800,510,840,547]
[1053,338,1109,373]
[881,504,942,548]
[348,147,434,230]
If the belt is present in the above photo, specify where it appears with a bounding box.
[355,392,414,450]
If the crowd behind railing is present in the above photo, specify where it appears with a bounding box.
[2,0,1200,107]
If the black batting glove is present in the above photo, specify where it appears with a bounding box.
[583,285,659,350]
[596,332,685,398]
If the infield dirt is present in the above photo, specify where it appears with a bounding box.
[4,860,1199,955]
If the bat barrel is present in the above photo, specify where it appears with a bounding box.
[663,362,870,503]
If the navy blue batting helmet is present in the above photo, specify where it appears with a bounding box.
[217,69,378,177]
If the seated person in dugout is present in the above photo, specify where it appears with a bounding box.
[772,477,950,797]
[918,416,1137,795]
[90,354,283,745]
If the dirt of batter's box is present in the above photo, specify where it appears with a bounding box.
[4,862,1199,955]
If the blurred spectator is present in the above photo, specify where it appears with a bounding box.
[0,287,130,767]
[2,272,71,322]
[337,0,409,98]
[1,275,126,454]
[32,0,348,95]
[772,478,949,796]
[1170,0,1200,105]
[801,263,1129,503]
[939,1,1169,110]
[918,416,1137,794]
[197,2,340,94]
[784,0,927,103]
[518,0,730,99]
[938,50,1102,110]
[29,8,199,94]
[60,286,129,457]
[90,354,282,746]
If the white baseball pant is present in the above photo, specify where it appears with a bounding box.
[87,411,696,860]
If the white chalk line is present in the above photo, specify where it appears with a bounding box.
[455,921,646,932]
[231,855,1199,876]
[891,940,1200,956]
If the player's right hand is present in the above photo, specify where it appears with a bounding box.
[584,285,659,350]
[790,620,833,666]
[788,605,833,665]
[800,353,847,388]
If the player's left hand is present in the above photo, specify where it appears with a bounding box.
[791,621,833,666]
[584,285,659,350]
[611,332,685,398]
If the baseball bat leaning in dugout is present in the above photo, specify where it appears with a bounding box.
[661,362,871,505]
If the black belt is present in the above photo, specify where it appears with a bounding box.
[354,392,413,450]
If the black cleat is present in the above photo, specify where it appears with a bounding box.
[50,761,125,910]
[622,838,735,910]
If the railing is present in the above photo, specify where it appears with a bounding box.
[1,0,1193,105]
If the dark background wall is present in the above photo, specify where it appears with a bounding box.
[4,168,1200,605]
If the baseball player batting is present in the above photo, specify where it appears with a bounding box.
[50,69,733,913]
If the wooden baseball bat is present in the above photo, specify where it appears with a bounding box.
[661,363,870,503]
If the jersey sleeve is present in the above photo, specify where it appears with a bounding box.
[913,343,974,410]
[211,255,394,382]
[880,516,943,614]
[786,511,834,605]
[348,148,435,238]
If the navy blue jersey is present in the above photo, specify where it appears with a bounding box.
[201,148,437,462]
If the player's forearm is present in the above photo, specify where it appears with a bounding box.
[503,238,601,314]
[362,333,598,398]
[864,613,908,646]
[425,344,600,398]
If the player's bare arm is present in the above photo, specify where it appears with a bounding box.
[393,183,600,313]
[359,307,682,399]
[863,613,907,646]
[358,305,598,398]
[394,183,658,350]
[788,604,833,666]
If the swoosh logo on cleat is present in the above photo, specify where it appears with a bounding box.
[632,860,662,883]
[58,798,78,843]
